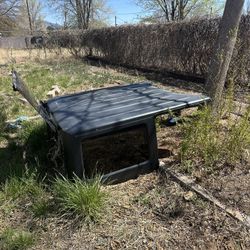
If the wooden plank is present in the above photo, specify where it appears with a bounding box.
[159,162,250,229]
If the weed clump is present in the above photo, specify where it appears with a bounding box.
[1,173,44,200]
[180,104,250,171]
[181,107,221,168]
[0,173,50,217]
[224,105,250,163]
[0,228,35,250]
[53,176,107,222]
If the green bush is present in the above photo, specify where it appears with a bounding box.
[53,176,107,222]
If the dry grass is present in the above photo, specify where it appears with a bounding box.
[0,52,249,249]
[1,172,249,249]
[10,173,247,249]
[0,48,71,65]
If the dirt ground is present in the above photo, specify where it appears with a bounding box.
[3,171,249,250]
[156,122,250,214]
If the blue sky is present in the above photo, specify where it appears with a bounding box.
[42,0,151,26]
[43,0,249,26]
[107,0,148,25]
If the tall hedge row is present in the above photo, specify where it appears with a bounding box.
[48,15,250,85]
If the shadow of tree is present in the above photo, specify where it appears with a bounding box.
[84,56,206,93]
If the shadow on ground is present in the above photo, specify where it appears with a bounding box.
[84,56,206,93]
[0,122,55,183]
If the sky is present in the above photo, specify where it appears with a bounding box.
[42,0,249,26]
[42,0,152,26]
[107,0,151,25]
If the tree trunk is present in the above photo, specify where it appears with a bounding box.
[171,0,177,21]
[75,0,92,29]
[63,3,68,29]
[163,0,169,22]
[75,0,83,29]
[179,0,184,20]
[84,0,92,29]
[205,0,244,114]
[25,0,33,34]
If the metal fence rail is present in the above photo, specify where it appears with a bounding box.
[0,36,30,49]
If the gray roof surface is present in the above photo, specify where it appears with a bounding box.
[46,83,210,136]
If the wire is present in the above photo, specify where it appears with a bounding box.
[116,10,155,15]
[116,16,128,24]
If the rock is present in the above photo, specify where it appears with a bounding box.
[183,191,195,201]
[159,161,165,167]
[47,85,61,98]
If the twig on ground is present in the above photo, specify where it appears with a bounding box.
[159,162,250,229]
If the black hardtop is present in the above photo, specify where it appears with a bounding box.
[45,82,210,137]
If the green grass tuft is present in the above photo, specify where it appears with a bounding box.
[1,173,43,201]
[53,175,107,222]
[0,228,35,250]
[0,173,50,217]
[31,197,51,217]
[1,177,27,201]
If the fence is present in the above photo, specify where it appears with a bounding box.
[0,36,30,49]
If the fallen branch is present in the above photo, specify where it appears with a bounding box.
[231,111,250,120]
[159,162,250,229]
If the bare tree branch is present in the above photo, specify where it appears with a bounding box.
[0,0,20,17]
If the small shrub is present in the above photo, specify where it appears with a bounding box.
[180,106,222,168]
[53,175,107,222]
[0,228,35,250]
[224,105,250,164]
[180,103,250,170]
